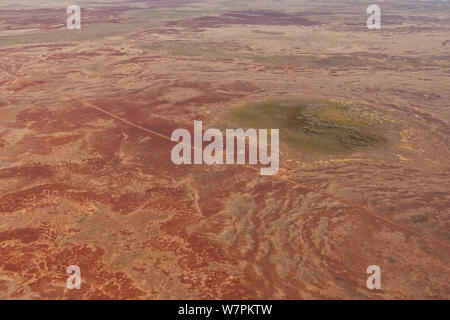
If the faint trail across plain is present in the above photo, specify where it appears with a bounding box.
[79,97,450,250]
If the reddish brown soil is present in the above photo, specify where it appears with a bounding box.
[0,6,131,32]
[167,10,320,29]
[0,0,449,300]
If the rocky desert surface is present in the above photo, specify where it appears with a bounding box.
[0,0,449,299]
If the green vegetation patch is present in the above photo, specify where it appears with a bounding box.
[227,99,387,153]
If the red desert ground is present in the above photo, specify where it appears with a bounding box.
[0,0,449,299]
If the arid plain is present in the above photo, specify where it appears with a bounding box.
[0,0,449,299]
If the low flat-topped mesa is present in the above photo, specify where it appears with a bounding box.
[171,121,279,176]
